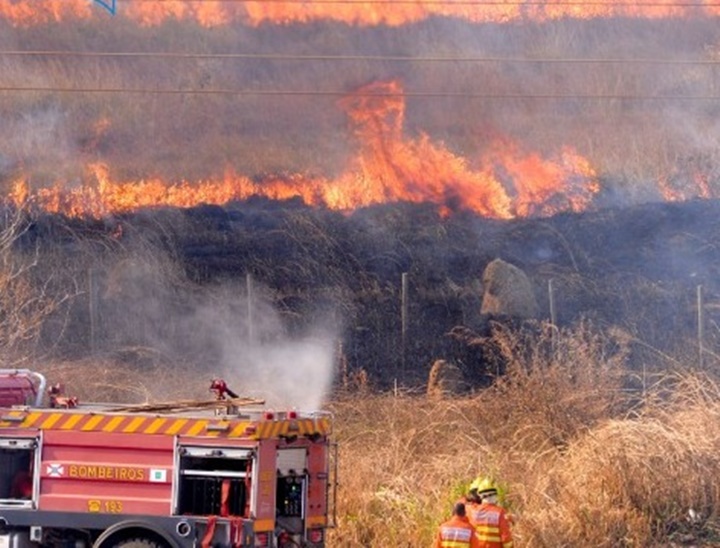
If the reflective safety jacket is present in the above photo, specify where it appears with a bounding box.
[433,514,481,548]
[466,502,514,548]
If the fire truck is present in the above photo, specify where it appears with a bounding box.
[0,370,336,548]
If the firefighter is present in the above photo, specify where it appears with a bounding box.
[434,502,481,548]
[465,477,513,548]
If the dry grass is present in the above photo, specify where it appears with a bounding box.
[28,323,720,547]
[326,324,720,547]
[326,395,486,546]
[327,378,720,547]
[35,356,209,404]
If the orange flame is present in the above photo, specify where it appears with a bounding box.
[658,170,715,202]
[694,173,712,199]
[2,0,719,27]
[8,81,600,220]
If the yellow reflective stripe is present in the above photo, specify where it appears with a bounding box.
[22,412,43,427]
[102,415,125,432]
[81,415,104,431]
[186,420,208,436]
[1,410,329,439]
[441,542,471,548]
[144,417,167,434]
[229,421,250,437]
[475,524,502,542]
[122,417,147,433]
[40,413,63,429]
[477,534,502,542]
[60,414,84,429]
[165,419,188,435]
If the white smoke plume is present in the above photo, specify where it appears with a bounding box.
[98,244,337,410]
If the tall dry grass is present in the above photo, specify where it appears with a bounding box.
[28,321,720,547]
[519,371,720,547]
[327,322,720,547]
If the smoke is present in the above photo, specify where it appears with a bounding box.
[97,236,337,409]
[1,106,79,182]
[0,44,86,184]
[222,336,336,411]
[187,282,338,410]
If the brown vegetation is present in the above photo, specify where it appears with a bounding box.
[426,358,465,398]
[0,207,76,366]
[327,324,720,547]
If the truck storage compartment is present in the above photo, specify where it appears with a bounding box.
[177,446,252,517]
[0,438,37,506]
[275,448,308,535]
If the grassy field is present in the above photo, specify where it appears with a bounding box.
[35,322,720,547]
[327,376,720,547]
[324,327,720,546]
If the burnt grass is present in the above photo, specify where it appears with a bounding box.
[18,196,720,390]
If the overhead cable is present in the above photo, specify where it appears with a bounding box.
[0,85,718,99]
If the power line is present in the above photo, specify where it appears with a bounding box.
[0,85,718,99]
[1,50,719,65]
[106,0,720,5]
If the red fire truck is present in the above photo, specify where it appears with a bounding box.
[0,369,335,548]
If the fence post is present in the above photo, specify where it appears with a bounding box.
[88,268,97,354]
[401,272,408,374]
[548,278,557,350]
[697,284,704,368]
[247,273,254,345]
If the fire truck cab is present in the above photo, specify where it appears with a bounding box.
[0,370,335,548]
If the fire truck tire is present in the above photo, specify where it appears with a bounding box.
[113,540,163,548]
[93,521,178,548]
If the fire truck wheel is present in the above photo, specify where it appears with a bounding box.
[113,539,163,548]
[94,523,177,548]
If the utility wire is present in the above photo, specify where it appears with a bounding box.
[1,50,719,64]
[107,0,720,5]
[0,85,718,99]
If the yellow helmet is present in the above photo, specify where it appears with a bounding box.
[470,476,497,497]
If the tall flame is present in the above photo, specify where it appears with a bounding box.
[9,81,600,219]
[1,0,718,27]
